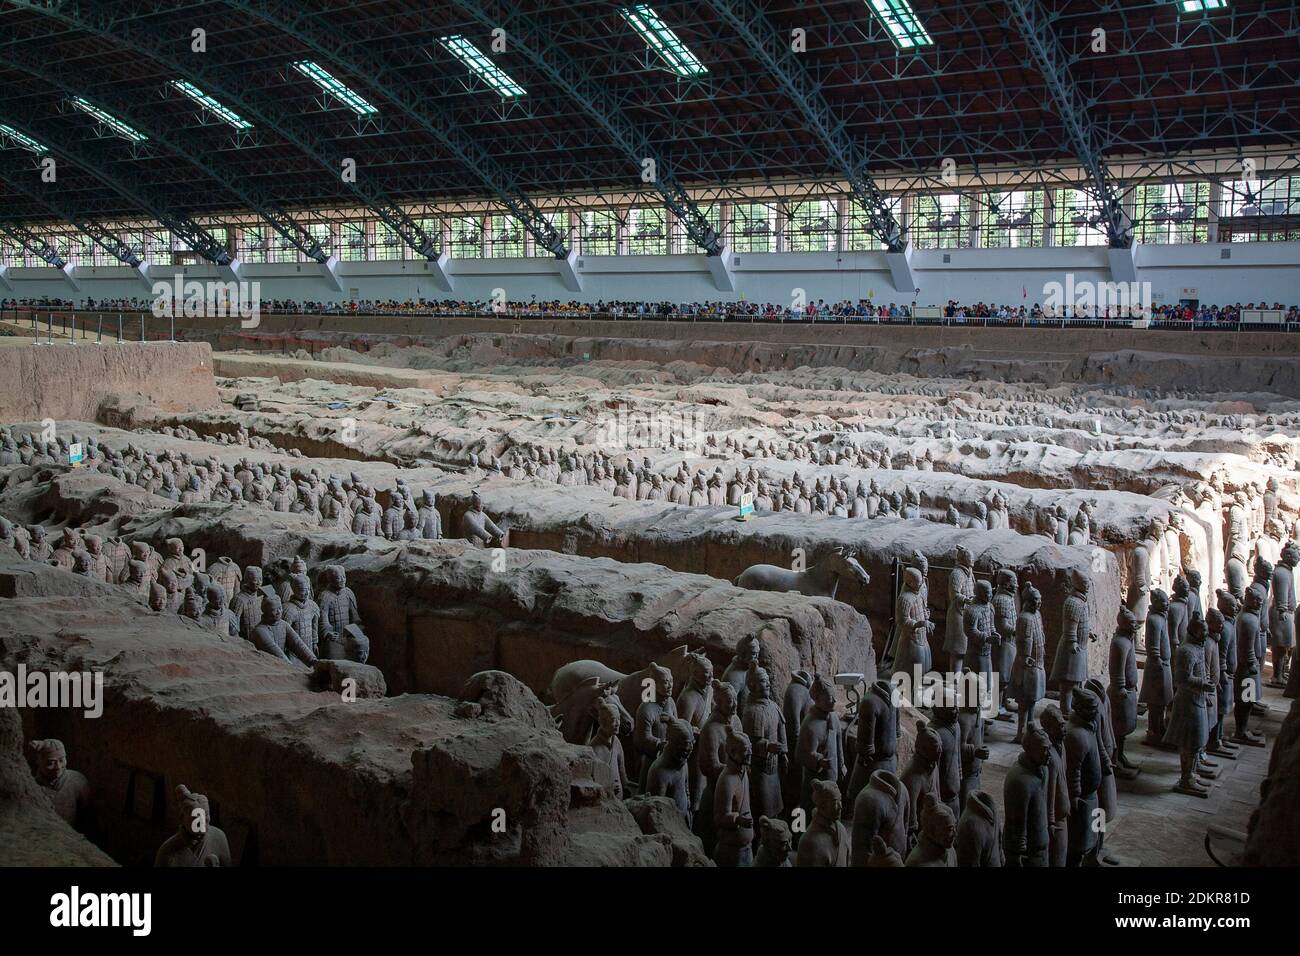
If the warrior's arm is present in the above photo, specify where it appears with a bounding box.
[633,707,660,758]
[251,627,290,662]
[795,720,823,773]
[1003,779,1029,858]
[283,622,318,668]
[1064,735,1085,801]
[857,704,877,762]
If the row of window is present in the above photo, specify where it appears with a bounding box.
[4,178,1297,267]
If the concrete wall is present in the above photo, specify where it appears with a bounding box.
[6,241,1300,306]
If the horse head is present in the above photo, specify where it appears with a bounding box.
[827,547,871,588]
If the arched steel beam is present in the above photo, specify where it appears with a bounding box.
[4,0,440,263]
[702,0,907,254]
[1003,0,1133,249]
[216,0,571,264]
[0,151,143,268]
[0,103,233,266]
[0,220,68,268]
[0,44,329,266]
[451,0,724,258]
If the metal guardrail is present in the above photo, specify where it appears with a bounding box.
[8,310,177,345]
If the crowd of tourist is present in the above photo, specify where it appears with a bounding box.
[5,294,1298,326]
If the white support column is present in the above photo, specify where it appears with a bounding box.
[884,242,916,295]
[1208,179,1223,244]
[321,256,345,293]
[717,202,731,254]
[707,247,736,293]
[969,195,983,249]
[441,220,453,259]
[1043,189,1056,248]
[899,195,914,247]
[0,265,12,291]
[616,210,629,256]
[429,251,454,292]
[556,248,583,292]
[836,196,850,253]
[1121,181,1138,243]
[775,206,786,253]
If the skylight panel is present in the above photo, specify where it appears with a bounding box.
[0,123,48,154]
[438,35,527,98]
[70,97,148,142]
[866,0,933,49]
[170,80,253,130]
[291,60,378,116]
[620,5,708,78]
[1174,0,1228,12]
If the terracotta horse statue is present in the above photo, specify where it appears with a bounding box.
[733,547,871,601]
[547,660,670,745]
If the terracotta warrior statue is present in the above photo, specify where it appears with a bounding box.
[964,580,996,692]
[1140,588,1173,745]
[250,594,318,667]
[794,674,843,822]
[1002,726,1052,867]
[1108,608,1141,777]
[851,768,909,863]
[318,565,367,661]
[155,785,232,867]
[712,725,755,867]
[1013,584,1046,742]
[1051,568,1095,716]
[1165,615,1215,799]
[284,573,321,656]
[1167,574,1191,647]
[693,679,742,855]
[646,717,695,825]
[460,491,506,548]
[722,633,761,714]
[906,792,956,867]
[1268,543,1296,687]
[229,565,265,641]
[632,663,676,793]
[590,696,629,798]
[1233,587,1266,747]
[795,779,849,867]
[28,739,90,829]
[752,817,793,867]
[741,662,787,822]
[892,567,933,700]
[414,490,442,539]
[992,569,1018,718]
[845,678,898,808]
[675,653,714,813]
[956,789,1003,867]
[781,670,812,811]
[200,582,238,636]
[1063,689,1106,866]
[943,547,976,672]
[900,720,942,839]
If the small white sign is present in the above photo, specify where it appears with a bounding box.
[68,443,83,465]
[738,492,754,519]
